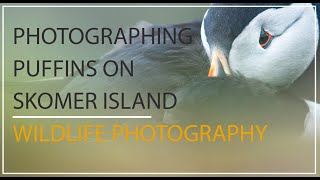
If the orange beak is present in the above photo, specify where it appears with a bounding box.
[208,50,232,77]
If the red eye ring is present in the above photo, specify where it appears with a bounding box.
[259,31,273,48]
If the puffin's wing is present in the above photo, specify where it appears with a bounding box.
[61,20,209,94]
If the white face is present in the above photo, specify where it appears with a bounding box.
[227,4,318,88]
[201,9,211,58]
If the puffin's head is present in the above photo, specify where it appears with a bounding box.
[201,3,318,88]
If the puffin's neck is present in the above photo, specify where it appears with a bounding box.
[287,59,318,103]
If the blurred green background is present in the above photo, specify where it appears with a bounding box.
[0,3,318,176]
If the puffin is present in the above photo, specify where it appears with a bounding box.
[165,3,319,139]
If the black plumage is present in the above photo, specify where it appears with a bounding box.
[61,20,208,94]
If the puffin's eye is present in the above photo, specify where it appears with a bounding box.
[259,29,273,49]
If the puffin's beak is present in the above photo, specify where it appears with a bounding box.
[208,50,232,77]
